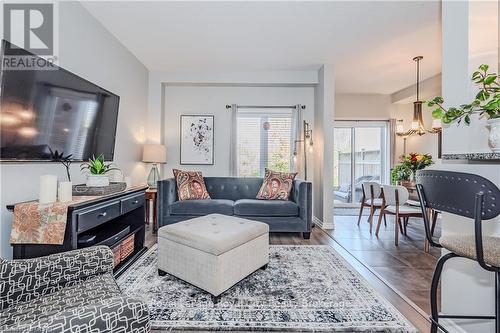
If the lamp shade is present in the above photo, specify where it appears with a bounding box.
[142,144,166,163]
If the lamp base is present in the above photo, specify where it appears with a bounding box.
[147,164,160,188]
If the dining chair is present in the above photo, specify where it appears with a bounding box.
[375,185,423,246]
[357,181,385,234]
[416,169,500,333]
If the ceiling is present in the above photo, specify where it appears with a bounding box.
[82,1,442,94]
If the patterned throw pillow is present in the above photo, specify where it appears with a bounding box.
[173,169,211,201]
[256,168,298,200]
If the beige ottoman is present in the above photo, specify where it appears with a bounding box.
[157,214,269,301]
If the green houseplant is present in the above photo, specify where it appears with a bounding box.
[80,154,120,187]
[428,64,500,152]
[390,164,412,185]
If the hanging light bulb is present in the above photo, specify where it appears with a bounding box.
[411,121,419,130]
[432,118,442,130]
[396,120,405,134]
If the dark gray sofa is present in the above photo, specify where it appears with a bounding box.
[157,177,312,238]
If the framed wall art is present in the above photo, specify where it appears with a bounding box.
[180,115,214,165]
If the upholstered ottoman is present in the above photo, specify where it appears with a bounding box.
[157,213,269,301]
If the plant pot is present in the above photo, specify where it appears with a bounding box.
[86,175,110,187]
[487,118,500,152]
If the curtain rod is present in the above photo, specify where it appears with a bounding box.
[225,104,306,110]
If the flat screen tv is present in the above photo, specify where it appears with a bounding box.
[0,40,120,161]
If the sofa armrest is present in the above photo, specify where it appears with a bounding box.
[157,178,177,227]
[292,179,312,230]
[4,296,150,333]
[0,246,113,310]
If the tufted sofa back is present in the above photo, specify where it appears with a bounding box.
[203,177,263,200]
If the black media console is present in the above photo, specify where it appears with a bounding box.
[7,186,148,277]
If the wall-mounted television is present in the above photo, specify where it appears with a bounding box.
[0,40,120,162]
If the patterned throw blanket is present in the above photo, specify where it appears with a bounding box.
[10,197,95,245]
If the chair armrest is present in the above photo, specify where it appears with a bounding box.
[4,296,150,333]
[157,178,177,227]
[0,246,113,310]
[292,179,312,230]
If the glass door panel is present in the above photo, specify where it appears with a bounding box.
[333,128,352,204]
[354,127,383,203]
[334,121,388,206]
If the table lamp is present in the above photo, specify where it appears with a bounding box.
[142,144,166,188]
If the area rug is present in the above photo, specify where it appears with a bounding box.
[117,245,417,332]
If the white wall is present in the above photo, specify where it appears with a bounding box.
[161,85,315,179]
[0,2,149,259]
[335,94,392,120]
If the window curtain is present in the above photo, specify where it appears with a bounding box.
[389,118,397,168]
[229,104,238,176]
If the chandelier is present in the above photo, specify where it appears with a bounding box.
[396,56,442,137]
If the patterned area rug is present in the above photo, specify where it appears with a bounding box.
[117,245,417,332]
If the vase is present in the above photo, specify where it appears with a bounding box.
[58,181,73,202]
[487,118,500,152]
[86,175,110,187]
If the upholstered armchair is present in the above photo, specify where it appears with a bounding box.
[0,246,150,333]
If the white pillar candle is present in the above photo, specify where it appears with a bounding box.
[124,176,132,188]
[39,175,58,204]
[58,181,73,203]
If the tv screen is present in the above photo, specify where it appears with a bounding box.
[0,40,119,161]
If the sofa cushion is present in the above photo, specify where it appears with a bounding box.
[256,169,297,200]
[0,274,120,330]
[173,169,211,201]
[234,199,299,217]
[170,199,234,216]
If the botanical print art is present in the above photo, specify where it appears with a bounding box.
[180,115,214,165]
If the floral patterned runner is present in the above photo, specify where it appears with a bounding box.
[10,196,96,245]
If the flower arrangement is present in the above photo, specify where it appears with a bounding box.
[390,164,412,185]
[400,153,433,180]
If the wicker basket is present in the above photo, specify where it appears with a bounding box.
[120,234,135,261]
[111,245,121,267]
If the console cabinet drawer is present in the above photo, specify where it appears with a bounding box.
[77,202,121,232]
[121,193,145,214]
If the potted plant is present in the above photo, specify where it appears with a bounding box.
[49,148,73,181]
[80,154,120,187]
[391,163,412,185]
[400,153,433,183]
[428,64,499,152]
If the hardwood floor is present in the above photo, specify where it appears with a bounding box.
[144,221,432,332]
[328,213,441,315]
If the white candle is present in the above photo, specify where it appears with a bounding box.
[39,175,57,204]
[124,176,132,188]
[58,181,73,203]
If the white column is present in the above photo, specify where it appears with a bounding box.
[313,64,335,229]
[440,1,499,332]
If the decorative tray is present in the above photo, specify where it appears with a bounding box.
[73,182,127,196]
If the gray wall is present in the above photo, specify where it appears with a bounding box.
[0,2,149,259]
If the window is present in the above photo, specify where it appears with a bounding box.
[236,109,295,177]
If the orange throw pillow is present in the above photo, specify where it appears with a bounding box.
[256,168,298,200]
[173,169,211,201]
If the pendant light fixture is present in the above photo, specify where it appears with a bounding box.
[396,56,442,137]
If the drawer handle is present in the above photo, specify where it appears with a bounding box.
[98,212,107,217]
[132,200,139,204]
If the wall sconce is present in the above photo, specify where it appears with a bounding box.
[293,120,313,180]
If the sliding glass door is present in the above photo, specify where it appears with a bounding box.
[333,121,389,206]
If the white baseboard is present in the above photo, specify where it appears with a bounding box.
[314,216,334,230]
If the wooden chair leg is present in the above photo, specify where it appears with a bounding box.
[383,213,387,227]
[395,215,400,246]
[403,217,409,235]
[368,205,375,224]
[369,207,377,234]
[357,204,365,226]
[375,211,384,237]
